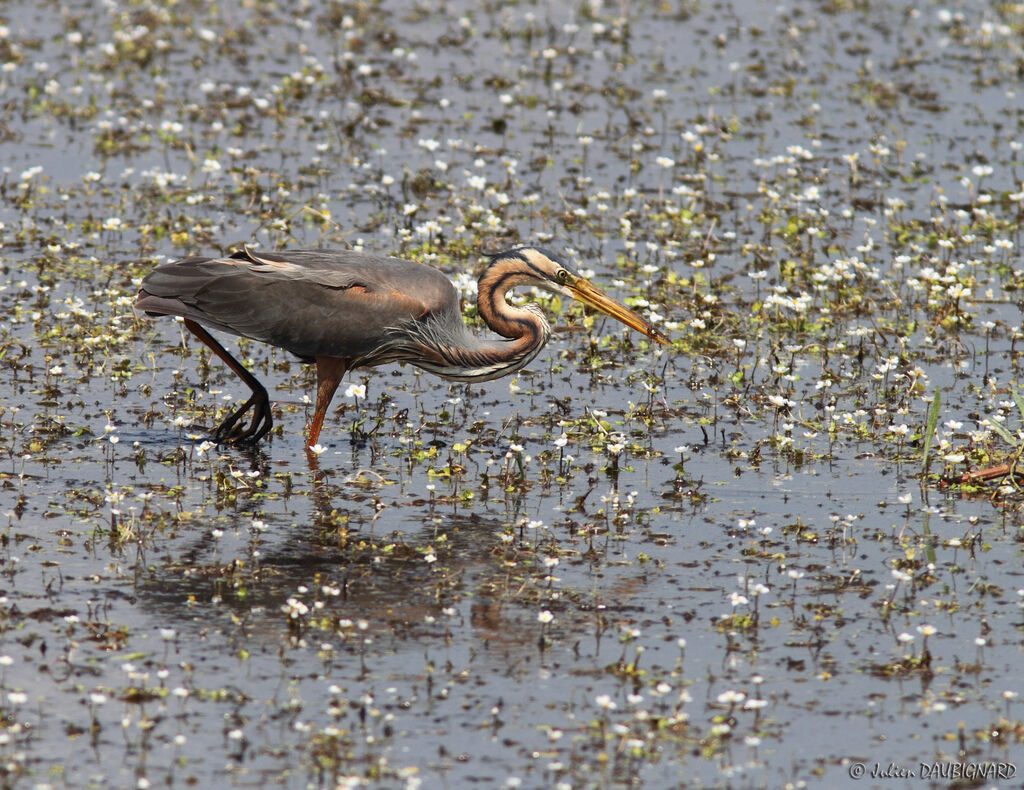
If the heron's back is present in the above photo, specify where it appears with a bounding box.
[135,248,461,362]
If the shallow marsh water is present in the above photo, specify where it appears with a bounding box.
[0,1,1023,788]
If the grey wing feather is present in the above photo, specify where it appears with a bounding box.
[134,249,461,361]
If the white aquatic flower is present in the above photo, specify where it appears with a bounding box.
[716,690,745,705]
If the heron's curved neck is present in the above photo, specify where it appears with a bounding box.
[432,265,550,380]
[396,264,551,383]
[477,264,551,342]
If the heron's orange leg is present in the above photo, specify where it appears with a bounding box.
[183,319,273,444]
[307,356,349,449]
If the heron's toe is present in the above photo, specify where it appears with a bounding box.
[208,392,272,445]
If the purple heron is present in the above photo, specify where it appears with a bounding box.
[135,246,669,448]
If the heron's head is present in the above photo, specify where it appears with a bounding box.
[485,246,670,345]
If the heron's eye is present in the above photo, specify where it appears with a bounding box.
[555,269,570,283]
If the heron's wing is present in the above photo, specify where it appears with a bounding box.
[135,249,461,361]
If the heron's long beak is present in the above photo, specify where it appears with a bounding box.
[567,276,670,345]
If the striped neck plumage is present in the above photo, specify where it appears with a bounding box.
[404,251,556,382]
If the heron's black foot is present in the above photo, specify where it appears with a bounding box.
[211,392,273,445]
